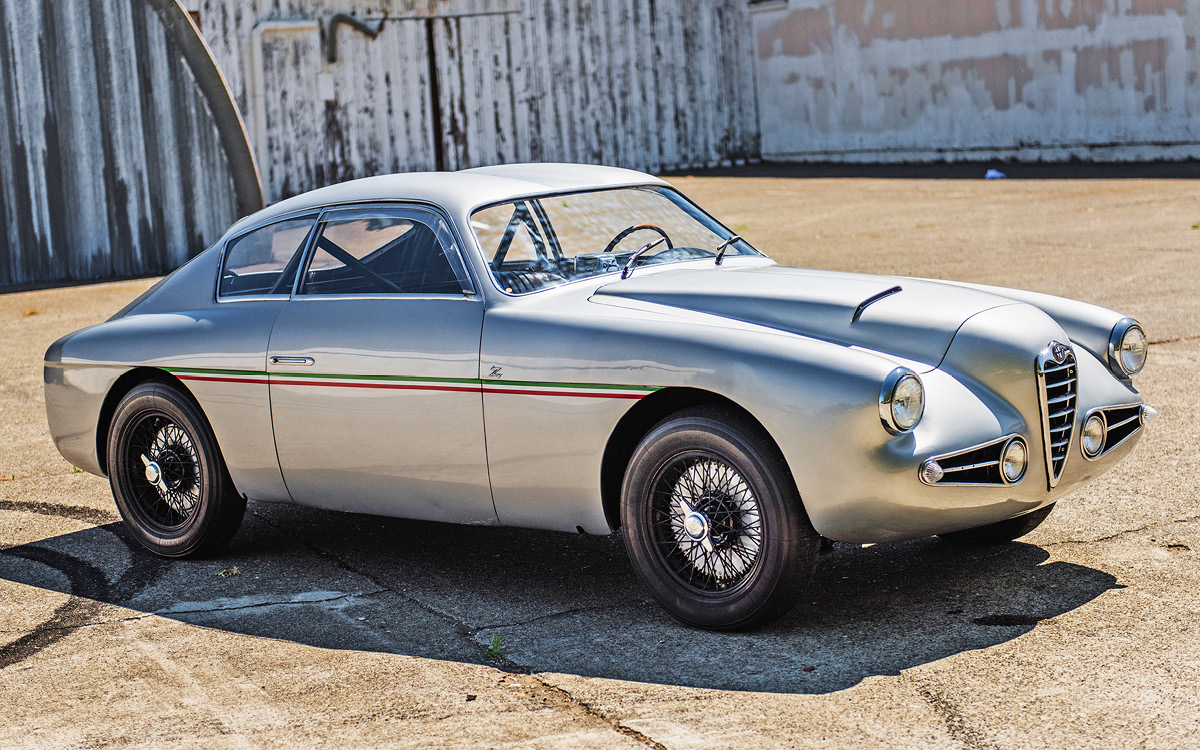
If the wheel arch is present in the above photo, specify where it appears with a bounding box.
[600,387,802,531]
[95,367,203,476]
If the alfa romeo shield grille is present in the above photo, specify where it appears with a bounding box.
[1037,342,1077,488]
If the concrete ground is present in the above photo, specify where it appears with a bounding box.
[2,169,1198,749]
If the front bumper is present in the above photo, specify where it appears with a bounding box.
[810,402,1147,543]
[802,305,1146,543]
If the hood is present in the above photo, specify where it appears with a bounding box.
[592,263,1016,368]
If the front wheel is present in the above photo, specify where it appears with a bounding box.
[621,407,820,630]
[938,503,1056,544]
[107,381,245,558]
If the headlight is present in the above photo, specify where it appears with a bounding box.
[1001,437,1028,483]
[1081,413,1105,458]
[879,369,924,434]
[1109,318,1147,377]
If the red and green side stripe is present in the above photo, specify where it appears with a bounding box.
[163,367,661,400]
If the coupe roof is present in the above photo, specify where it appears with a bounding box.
[227,163,668,238]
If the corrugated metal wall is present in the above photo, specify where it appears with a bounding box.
[0,0,261,289]
[194,0,761,202]
[752,0,1200,162]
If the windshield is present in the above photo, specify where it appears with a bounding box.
[470,186,761,294]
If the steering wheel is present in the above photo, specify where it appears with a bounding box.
[601,224,674,255]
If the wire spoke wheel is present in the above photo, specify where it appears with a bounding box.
[622,407,820,630]
[108,382,245,557]
[650,452,763,593]
[122,412,202,531]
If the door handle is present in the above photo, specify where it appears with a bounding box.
[269,356,315,366]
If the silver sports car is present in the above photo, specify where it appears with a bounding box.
[45,164,1154,629]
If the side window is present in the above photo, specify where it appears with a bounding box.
[300,214,463,295]
[219,216,315,297]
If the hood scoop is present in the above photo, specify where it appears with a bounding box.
[593,264,1014,367]
[852,285,903,322]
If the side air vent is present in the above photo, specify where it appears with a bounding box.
[1036,342,1077,488]
[919,435,1028,486]
[1082,404,1144,461]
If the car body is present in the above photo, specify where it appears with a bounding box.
[44,163,1153,628]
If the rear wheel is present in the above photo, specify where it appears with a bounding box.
[621,407,819,630]
[938,503,1056,544]
[107,381,245,557]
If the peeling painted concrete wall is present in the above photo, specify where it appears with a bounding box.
[0,0,261,289]
[192,0,760,202]
[752,0,1200,162]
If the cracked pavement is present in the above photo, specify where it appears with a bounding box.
[2,169,1198,748]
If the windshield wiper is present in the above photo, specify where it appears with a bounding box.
[713,235,742,266]
[620,237,666,279]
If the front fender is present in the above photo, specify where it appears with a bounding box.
[927,278,1132,369]
[481,292,902,534]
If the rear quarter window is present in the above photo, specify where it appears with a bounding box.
[219,215,316,297]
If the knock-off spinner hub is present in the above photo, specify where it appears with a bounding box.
[683,511,710,541]
[144,461,162,485]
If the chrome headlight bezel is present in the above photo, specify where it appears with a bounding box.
[1108,318,1147,378]
[879,368,924,435]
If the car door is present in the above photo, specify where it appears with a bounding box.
[266,204,495,524]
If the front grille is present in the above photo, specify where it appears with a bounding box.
[1037,344,1077,488]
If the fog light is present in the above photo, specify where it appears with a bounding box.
[1001,437,1028,484]
[920,459,944,485]
[1082,414,1105,458]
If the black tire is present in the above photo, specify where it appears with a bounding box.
[938,503,1056,544]
[107,381,245,558]
[621,407,819,630]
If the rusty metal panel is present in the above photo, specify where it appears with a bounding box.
[195,0,760,202]
[521,0,761,170]
[248,16,439,200]
[0,0,260,289]
[752,0,1200,162]
[433,13,530,170]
